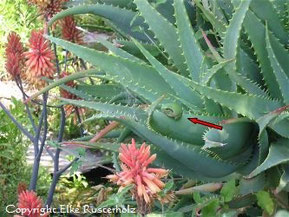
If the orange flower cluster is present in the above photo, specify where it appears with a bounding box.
[5,32,25,79]
[28,0,68,20]
[17,191,49,217]
[25,30,55,87]
[107,139,168,204]
[61,16,83,44]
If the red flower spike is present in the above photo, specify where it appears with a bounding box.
[17,191,49,217]
[24,30,55,88]
[5,32,24,79]
[61,16,83,44]
[28,0,68,20]
[106,139,169,204]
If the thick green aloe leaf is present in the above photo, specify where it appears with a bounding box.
[188,81,282,120]
[203,120,256,159]
[125,120,239,178]
[49,4,152,42]
[134,0,188,76]
[151,111,223,146]
[74,140,230,181]
[77,84,123,99]
[66,0,136,10]
[223,0,251,59]
[60,84,96,101]
[236,48,262,84]
[60,98,147,121]
[151,146,231,181]
[215,0,233,21]
[248,139,289,178]
[29,69,105,100]
[256,112,279,164]
[267,29,289,79]
[249,0,289,45]
[46,36,175,103]
[116,39,161,58]
[222,0,265,96]
[133,39,203,109]
[208,0,230,25]
[239,173,266,195]
[97,38,141,62]
[269,117,289,139]
[60,98,239,178]
[243,10,282,99]
[194,0,226,36]
[200,60,233,85]
[265,27,289,105]
[174,0,204,81]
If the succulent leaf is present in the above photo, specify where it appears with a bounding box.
[248,138,289,178]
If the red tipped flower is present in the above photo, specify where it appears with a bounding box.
[5,32,24,79]
[25,30,55,87]
[28,0,68,20]
[61,16,83,44]
[17,191,48,217]
[107,139,168,204]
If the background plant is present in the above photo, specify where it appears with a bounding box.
[0,98,51,216]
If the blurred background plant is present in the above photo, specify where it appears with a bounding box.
[0,98,51,215]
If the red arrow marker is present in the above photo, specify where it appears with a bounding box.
[188,118,223,130]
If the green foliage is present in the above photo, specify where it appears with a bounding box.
[0,98,50,215]
[54,172,106,207]
[256,191,275,215]
[220,180,237,202]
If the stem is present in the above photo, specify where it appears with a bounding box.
[58,107,66,142]
[17,78,37,133]
[64,50,69,72]
[45,173,59,207]
[36,93,48,160]
[45,109,64,207]
[34,103,46,155]
[45,158,78,207]
[175,183,223,195]
[90,121,120,142]
[45,107,80,206]
[29,93,48,191]
[53,39,61,77]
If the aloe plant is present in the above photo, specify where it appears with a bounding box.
[37,0,289,191]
